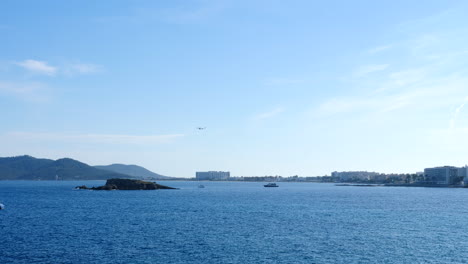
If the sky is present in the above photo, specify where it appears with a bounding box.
[2,0,468,178]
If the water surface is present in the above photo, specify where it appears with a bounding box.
[1,181,468,263]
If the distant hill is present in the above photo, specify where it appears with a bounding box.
[21,158,130,180]
[0,155,131,180]
[94,164,172,180]
[0,155,54,180]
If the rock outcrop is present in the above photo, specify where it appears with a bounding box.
[76,178,177,190]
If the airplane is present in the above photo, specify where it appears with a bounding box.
[197,127,206,130]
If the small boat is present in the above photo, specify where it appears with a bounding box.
[264,183,279,187]
[198,184,205,188]
[0,203,4,210]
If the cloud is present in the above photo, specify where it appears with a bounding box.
[16,60,57,76]
[317,9,468,121]
[354,64,389,77]
[315,96,408,116]
[449,97,468,129]
[368,45,392,54]
[64,63,103,76]
[6,132,185,145]
[264,78,304,86]
[0,81,50,102]
[253,107,285,120]
[315,71,468,121]
[316,71,468,117]
[387,68,427,87]
[14,60,103,77]
[4,60,102,101]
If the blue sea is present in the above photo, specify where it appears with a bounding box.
[2,181,468,263]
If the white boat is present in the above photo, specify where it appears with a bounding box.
[264,183,279,187]
[0,203,4,210]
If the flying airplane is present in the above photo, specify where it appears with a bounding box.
[197,127,206,130]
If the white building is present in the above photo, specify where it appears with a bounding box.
[424,166,460,185]
[458,166,468,186]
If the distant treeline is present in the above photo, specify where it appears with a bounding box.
[190,176,333,182]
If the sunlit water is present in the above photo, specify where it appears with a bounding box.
[1,181,468,263]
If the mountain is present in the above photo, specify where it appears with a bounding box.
[0,155,131,180]
[20,158,130,180]
[94,164,172,180]
[0,155,54,180]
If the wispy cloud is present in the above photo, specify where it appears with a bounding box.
[16,60,57,76]
[315,94,411,117]
[387,68,427,87]
[264,78,304,86]
[6,132,185,145]
[409,33,441,54]
[14,60,103,77]
[63,63,103,76]
[5,60,103,101]
[253,107,285,120]
[316,7,468,124]
[0,81,50,102]
[449,97,468,129]
[368,45,392,54]
[316,72,468,118]
[353,64,389,77]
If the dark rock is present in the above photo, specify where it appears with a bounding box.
[76,178,177,190]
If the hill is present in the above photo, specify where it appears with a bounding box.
[94,164,172,180]
[0,155,54,180]
[20,158,130,180]
[0,156,131,180]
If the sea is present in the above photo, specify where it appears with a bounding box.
[1,181,468,264]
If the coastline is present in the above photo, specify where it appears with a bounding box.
[336,183,468,188]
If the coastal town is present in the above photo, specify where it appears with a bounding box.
[195,165,468,187]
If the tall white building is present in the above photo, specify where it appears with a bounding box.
[424,166,460,185]
[458,166,468,186]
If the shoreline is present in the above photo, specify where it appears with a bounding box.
[336,183,468,188]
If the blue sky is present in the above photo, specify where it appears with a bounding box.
[1,0,468,177]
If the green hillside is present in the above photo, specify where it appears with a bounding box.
[0,156,131,180]
[0,155,54,180]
